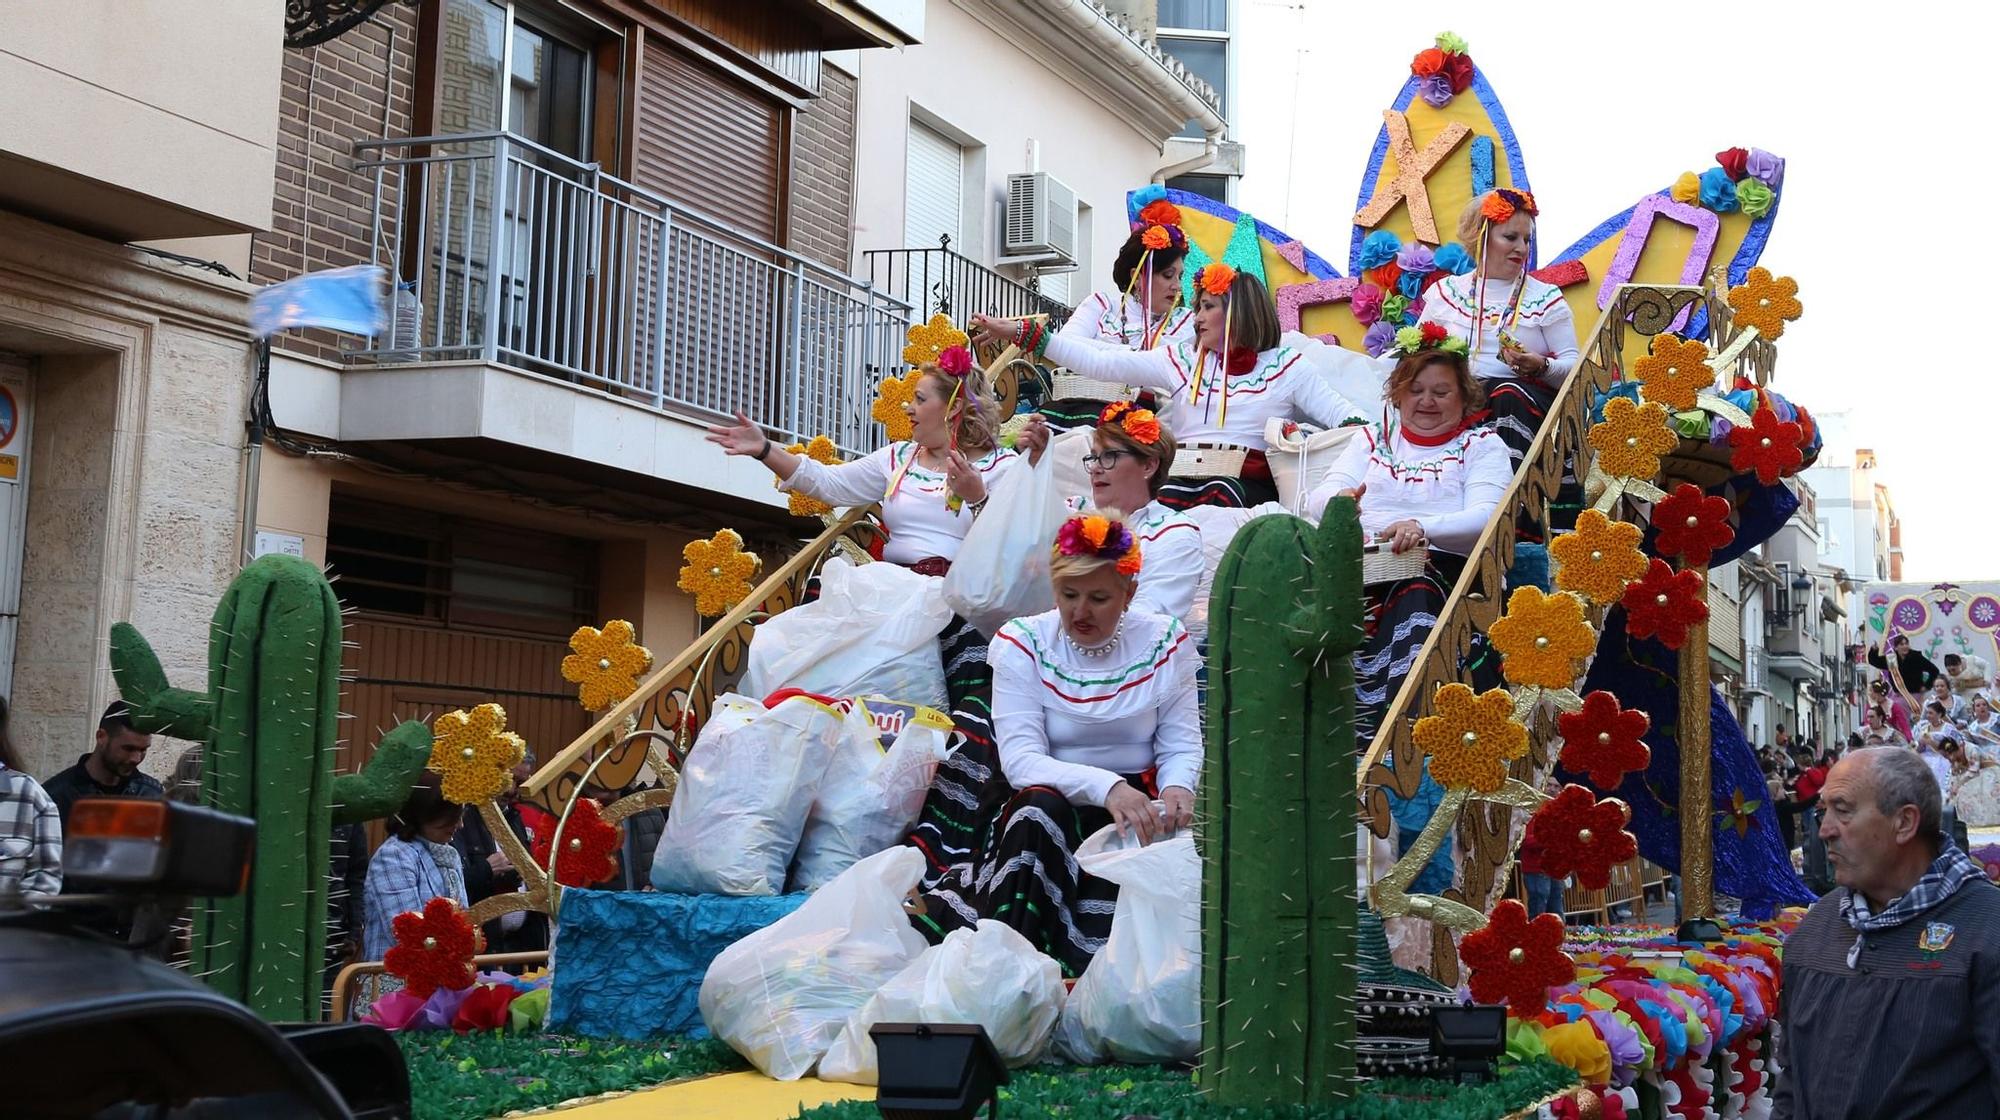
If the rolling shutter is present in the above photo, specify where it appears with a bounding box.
[634,37,783,242]
[904,119,963,251]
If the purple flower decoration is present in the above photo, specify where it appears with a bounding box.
[1417,73,1454,108]
[1107,524,1135,555]
[1745,148,1784,187]
[1350,283,1384,326]
[1395,243,1435,275]
[1362,321,1398,357]
[1893,600,1926,632]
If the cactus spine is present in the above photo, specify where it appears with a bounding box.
[109,553,432,1021]
[1200,498,1365,1104]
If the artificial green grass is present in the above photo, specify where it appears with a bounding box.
[397,1031,746,1120]
[792,1059,1579,1120]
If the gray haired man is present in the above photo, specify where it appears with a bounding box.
[1774,746,2000,1119]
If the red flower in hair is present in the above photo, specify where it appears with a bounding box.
[1727,404,1805,484]
[1621,558,1708,650]
[384,897,482,998]
[1444,52,1476,93]
[1526,784,1638,890]
[935,344,972,377]
[1099,400,1135,426]
[530,796,623,887]
[1557,689,1652,790]
[1715,147,1750,182]
[1138,199,1182,228]
[1651,483,1735,567]
[1458,899,1575,1015]
[1419,321,1449,346]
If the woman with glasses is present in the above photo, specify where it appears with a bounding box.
[1066,402,1200,621]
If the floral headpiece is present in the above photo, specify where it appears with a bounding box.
[1195,262,1237,297]
[1130,185,1185,233]
[934,344,972,378]
[1479,188,1540,224]
[1099,401,1163,445]
[1139,223,1188,252]
[1054,514,1143,576]
[1389,321,1472,358]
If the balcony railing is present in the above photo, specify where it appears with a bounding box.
[863,237,1072,330]
[348,132,911,457]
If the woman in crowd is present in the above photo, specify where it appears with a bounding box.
[1064,402,1201,621]
[360,773,467,1008]
[0,696,61,897]
[1303,340,1511,737]
[911,511,1200,977]
[1040,196,1196,429]
[974,267,1371,509]
[1927,676,1969,725]
[1914,699,1956,753]
[1866,677,1914,741]
[1963,693,2000,747]
[1943,732,2000,827]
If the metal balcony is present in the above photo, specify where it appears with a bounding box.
[863,237,1072,330]
[347,133,911,458]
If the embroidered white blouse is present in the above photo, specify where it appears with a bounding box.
[989,609,1202,807]
[779,442,1020,566]
[1304,423,1512,555]
[1043,333,1368,452]
[1057,291,1197,351]
[1417,273,1580,387]
[1064,498,1203,621]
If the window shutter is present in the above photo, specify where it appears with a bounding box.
[634,37,783,242]
[904,120,963,251]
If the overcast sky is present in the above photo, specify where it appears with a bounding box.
[1231,0,1996,581]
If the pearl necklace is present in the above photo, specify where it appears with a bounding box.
[1063,618,1122,659]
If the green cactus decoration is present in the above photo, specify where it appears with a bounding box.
[109,553,433,1021]
[1200,497,1366,1105]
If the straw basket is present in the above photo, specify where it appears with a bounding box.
[1047,370,1139,404]
[1361,539,1429,585]
[1170,445,1250,479]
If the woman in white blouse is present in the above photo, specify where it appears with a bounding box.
[1305,342,1510,736]
[1040,216,1197,429]
[1067,402,1201,621]
[912,511,1200,977]
[974,267,1371,509]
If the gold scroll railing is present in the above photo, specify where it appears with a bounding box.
[1357,282,1740,983]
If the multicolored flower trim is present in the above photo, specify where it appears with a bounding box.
[384,896,482,999]
[560,620,653,712]
[677,528,761,618]
[1479,188,1539,225]
[1458,899,1575,1014]
[1556,690,1652,790]
[363,968,552,1033]
[1526,784,1638,890]
[1409,31,1475,108]
[1354,230,1477,353]
[1053,514,1142,576]
[1390,320,1472,358]
[1669,146,1783,217]
[429,703,527,805]
[1414,683,1529,793]
[1098,401,1163,445]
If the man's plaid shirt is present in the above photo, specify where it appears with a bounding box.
[0,766,62,895]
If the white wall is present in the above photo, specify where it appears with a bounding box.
[851,1,1172,291]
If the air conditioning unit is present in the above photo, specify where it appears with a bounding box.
[1003,172,1079,263]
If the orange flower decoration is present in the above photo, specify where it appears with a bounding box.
[1196,263,1237,297]
[560,620,654,711]
[1080,515,1110,549]
[1116,545,1143,577]
[1122,408,1162,445]
[1458,899,1575,1015]
[1488,586,1597,690]
[531,796,624,887]
[384,897,482,998]
[1551,510,1649,606]
[1138,199,1182,228]
[1414,683,1529,793]
[1526,784,1638,890]
[1725,268,1803,339]
[1632,336,1713,412]
[1556,689,1652,790]
[1141,225,1172,251]
[781,435,840,517]
[1480,193,1516,223]
[677,529,761,617]
[1587,397,1676,480]
[1099,401,1135,426]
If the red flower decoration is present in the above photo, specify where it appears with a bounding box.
[1526,785,1638,890]
[1715,147,1750,182]
[1621,559,1708,650]
[1557,690,1652,789]
[530,796,623,887]
[453,982,521,1033]
[1138,199,1182,229]
[1651,483,1735,567]
[1419,321,1449,346]
[1363,262,1402,294]
[1458,899,1576,1015]
[1224,347,1258,376]
[1444,53,1476,93]
[1726,404,1804,485]
[1411,46,1446,77]
[383,897,482,998]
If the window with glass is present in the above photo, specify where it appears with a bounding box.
[1158,0,1227,32]
[1167,173,1228,204]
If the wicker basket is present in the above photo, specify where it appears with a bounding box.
[1048,371,1139,404]
[1170,444,1250,479]
[1361,539,1429,585]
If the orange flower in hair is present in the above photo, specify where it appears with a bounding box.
[1139,200,1182,228]
[1197,263,1237,297]
[1099,400,1135,426]
[1116,544,1143,576]
[1481,194,1516,223]
[1141,225,1172,251]
[1080,516,1110,550]
[1122,409,1162,445]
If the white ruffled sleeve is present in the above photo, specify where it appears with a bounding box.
[777,442,898,507]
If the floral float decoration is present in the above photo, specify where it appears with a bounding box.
[1620,559,1709,652]
[677,528,761,618]
[902,312,967,368]
[384,897,482,999]
[531,795,623,888]
[1409,31,1475,109]
[1457,899,1575,1014]
[369,897,553,1033]
[560,620,653,712]
[872,370,919,442]
[1555,691,1651,790]
[1524,784,1638,890]
[780,435,841,517]
[1649,484,1734,568]
[1550,511,1649,607]
[430,703,528,804]
[1489,586,1598,705]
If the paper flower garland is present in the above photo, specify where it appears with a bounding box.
[1725,268,1803,339]
[1410,32,1475,108]
[1457,899,1575,1015]
[1650,483,1735,567]
[1621,559,1709,650]
[1196,262,1237,297]
[1489,586,1598,690]
[1526,784,1638,889]
[1726,403,1804,485]
[1632,336,1713,412]
[1557,690,1653,789]
[1588,398,1677,481]
[873,369,920,442]
[677,529,761,617]
[1414,683,1529,793]
[1551,510,1650,606]
[560,621,654,711]
[781,435,840,517]
[429,703,528,804]
[384,897,482,998]
[531,796,623,887]
[902,313,968,368]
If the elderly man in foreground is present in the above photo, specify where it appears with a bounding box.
[1774,746,2000,1119]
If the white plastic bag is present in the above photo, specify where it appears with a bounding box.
[1053,824,1202,1064]
[699,846,930,1080]
[819,919,1066,1085]
[1047,427,1096,510]
[790,699,954,891]
[741,558,951,710]
[650,693,843,896]
[1264,416,1363,515]
[943,453,1069,637]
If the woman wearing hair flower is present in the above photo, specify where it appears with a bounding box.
[911,511,1200,976]
[974,266,1369,509]
[1303,341,1510,736]
[1066,402,1201,620]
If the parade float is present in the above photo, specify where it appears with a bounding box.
[126,33,1826,1120]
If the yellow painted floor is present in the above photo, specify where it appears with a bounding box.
[535,1071,872,1118]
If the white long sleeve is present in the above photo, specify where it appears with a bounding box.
[1287,359,1371,429]
[991,635,1124,806]
[1418,274,1580,387]
[777,442,897,507]
[1043,332,1185,394]
[1149,670,1202,795]
[1303,432,1373,511]
[1304,425,1511,555]
[1130,511,1202,621]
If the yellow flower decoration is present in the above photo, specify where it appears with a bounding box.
[1632,335,1712,412]
[1587,397,1676,480]
[677,529,761,617]
[1550,510,1649,605]
[1487,586,1598,690]
[781,435,840,517]
[1726,267,1803,339]
[873,369,921,442]
[429,703,528,804]
[1543,1019,1614,1086]
[1669,172,1701,206]
[901,313,969,368]
[560,620,654,711]
[1415,683,1530,793]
